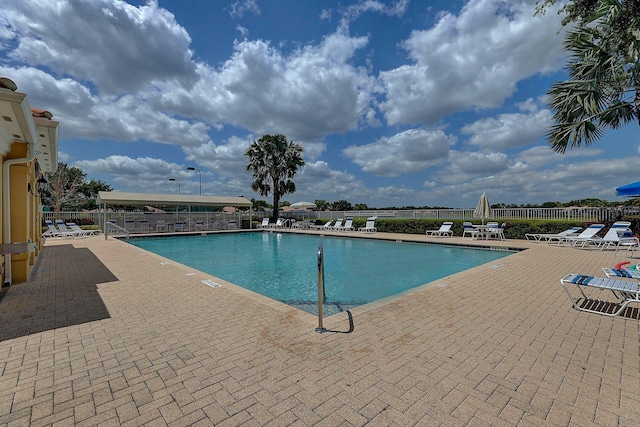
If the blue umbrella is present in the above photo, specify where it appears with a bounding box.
[616,181,640,197]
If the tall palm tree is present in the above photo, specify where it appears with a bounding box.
[545,0,640,153]
[245,134,305,220]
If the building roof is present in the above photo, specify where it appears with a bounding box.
[0,76,58,173]
[97,191,253,208]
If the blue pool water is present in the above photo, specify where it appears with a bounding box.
[128,232,512,315]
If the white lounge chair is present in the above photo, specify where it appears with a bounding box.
[339,217,355,231]
[331,219,343,230]
[358,217,377,233]
[312,220,334,230]
[571,222,631,249]
[124,219,137,233]
[138,220,151,233]
[560,273,640,317]
[525,227,582,242]
[194,220,205,231]
[257,218,270,229]
[156,220,167,232]
[267,218,286,228]
[106,219,120,234]
[555,224,604,246]
[174,221,186,232]
[43,220,75,238]
[55,220,80,237]
[426,221,453,237]
[66,222,99,237]
[582,226,638,253]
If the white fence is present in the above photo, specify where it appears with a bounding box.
[43,206,628,232]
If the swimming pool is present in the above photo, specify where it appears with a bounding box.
[128,232,513,315]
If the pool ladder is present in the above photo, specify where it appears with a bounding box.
[316,243,327,333]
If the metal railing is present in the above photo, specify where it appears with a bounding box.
[42,205,628,232]
[316,243,326,333]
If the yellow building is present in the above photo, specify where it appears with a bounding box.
[0,76,58,285]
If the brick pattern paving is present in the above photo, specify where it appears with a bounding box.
[0,232,638,426]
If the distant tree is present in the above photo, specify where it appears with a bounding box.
[280,200,290,207]
[45,162,85,216]
[541,201,561,208]
[354,203,368,210]
[77,179,112,210]
[536,0,640,152]
[314,199,329,210]
[44,162,113,214]
[244,134,305,221]
[251,198,270,209]
[331,200,352,211]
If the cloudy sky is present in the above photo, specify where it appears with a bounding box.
[1,0,637,208]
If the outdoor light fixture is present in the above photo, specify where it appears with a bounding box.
[168,178,181,194]
[186,166,202,195]
[28,176,49,197]
[36,176,48,194]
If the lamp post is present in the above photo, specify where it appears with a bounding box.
[186,166,201,195]
[168,178,180,194]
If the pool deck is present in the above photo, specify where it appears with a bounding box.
[0,230,638,426]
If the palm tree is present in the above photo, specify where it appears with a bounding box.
[544,0,640,153]
[245,134,305,221]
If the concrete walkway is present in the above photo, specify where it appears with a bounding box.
[0,231,638,426]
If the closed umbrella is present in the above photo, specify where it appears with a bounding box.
[473,192,493,224]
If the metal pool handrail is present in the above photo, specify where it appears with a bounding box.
[316,243,327,333]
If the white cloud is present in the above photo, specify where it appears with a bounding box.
[146,33,377,141]
[2,0,198,95]
[228,0,261,18]
[337,0,410,33]
[0,66,212,145]
[379,0,565,126]
[449,151,509,175]
[461,98,553,150]
[343,128,456,176]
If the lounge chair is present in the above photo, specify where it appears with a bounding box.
[55,220,80,238]
[339,217,355,231]
[66,222,99,237]
[156,220,167,232]
[106,219,121,234]
[358,217,377,233]
[124,219,137,233]
[43,220,75,238]
[331,219,343,230]
[194,220,205,231]
[573,222,634,250]
[267,218,286,228]
[425,221,453,237]
[560,273,640,317]
[555,224,604,246]
[603,266,640,299]
[138,220,150,233]
[174,221,186,232]
[257,218,270,229]
[227,220,237,230]
[312,220,334,230]
[525,226,582,242]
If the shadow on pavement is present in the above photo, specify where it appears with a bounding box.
[0,244,118,341]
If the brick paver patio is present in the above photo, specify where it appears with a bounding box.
[0,231,638,426]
